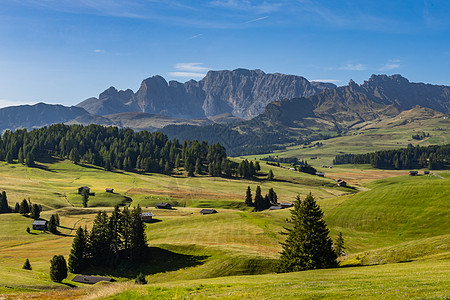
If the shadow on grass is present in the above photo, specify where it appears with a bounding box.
[81,247,209,279]
[144,218,162,224]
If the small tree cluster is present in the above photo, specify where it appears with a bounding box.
[237,159,258,178]
[245,186,278,211]
[68,205,147,273]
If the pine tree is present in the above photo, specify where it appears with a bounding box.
[254,161,261,172]
[23,258,32,270]
[334,232,345,257]
[109,206,122,265]
[81,189,89,208]
[245,186,253,207]
[19,199,30,215]
[14,202,20,213]
[30,204,41,220]
[267,169,274,181]
[267,188,278,205]
[26,152,34,167]
[129,205,147,261]
[254,186,264,211]
[48,214,58,233]
[49,255,67,283]
[18,148,24,164]
[0,191,8,213]
[278,193,337,272]
[69,148,80,164]
[89,211,112,265]
[195,158,202,175]
[68,227,87,273]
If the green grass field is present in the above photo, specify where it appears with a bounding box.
[0,158,449,299]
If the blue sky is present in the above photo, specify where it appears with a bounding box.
[1,0,450,107]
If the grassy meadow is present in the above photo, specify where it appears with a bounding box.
[242,107,450,166]
[0,156,449,299]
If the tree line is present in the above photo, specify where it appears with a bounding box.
[0,124,235,177]
[68,205,146,273]
[333,144,449,170]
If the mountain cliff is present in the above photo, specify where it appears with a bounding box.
[77,69,335,119]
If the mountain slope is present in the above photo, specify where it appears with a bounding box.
[0,103,106,132]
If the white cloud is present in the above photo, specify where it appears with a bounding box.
[188,34,203,40]
[168,72,206,78]
[340,63,368,71]
[93,49,105,53]
[245,16,268,23]
[174,62,209,72]
[378,60,401,71]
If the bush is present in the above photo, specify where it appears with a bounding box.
[135,272,147,284]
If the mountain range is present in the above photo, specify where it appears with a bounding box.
[1,69,449,155]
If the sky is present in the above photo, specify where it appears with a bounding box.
[1,0,450,107]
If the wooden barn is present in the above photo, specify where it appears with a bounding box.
[140,212,155,222]
[200,209,217,215]
[315,172,325,177]
[72,275,115,284]
[32,220,47,231]
[409,171,419,176]
[155,202,172,209]
[105,188,114,193]
[424,170,430,175]
[280,203,293,209]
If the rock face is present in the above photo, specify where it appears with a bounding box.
[76,69,335,119]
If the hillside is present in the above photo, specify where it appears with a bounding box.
[0,160,448,298]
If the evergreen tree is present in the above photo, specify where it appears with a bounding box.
[14,202,20,213]
[22,258,32,270]
[48,214,58,233]
[278,193,337,272]
[69,148,80,164]
[109,206,122,265]
[334,232,345,257]
[245,186,253,207]
[55,213,60,226]
[81,188,89,208]
[26,152,34,167]
[0,191,8,213]
[267,188,278,205]
[267,169,274,181]
[175,154,181,169]
[49,255,68,283]
[89,211,112,265]
[254,161,261,172]
[129,205,147,261]
[195,158,202,175]
[18,148,24,164]
[254,186,264,211]
[30,204,41,219]
[68,227,87,273]
[19,199,30,215]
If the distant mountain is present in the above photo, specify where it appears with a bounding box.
[162,74,450,155]
[0,103,110,132]
[77,69,335,120]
